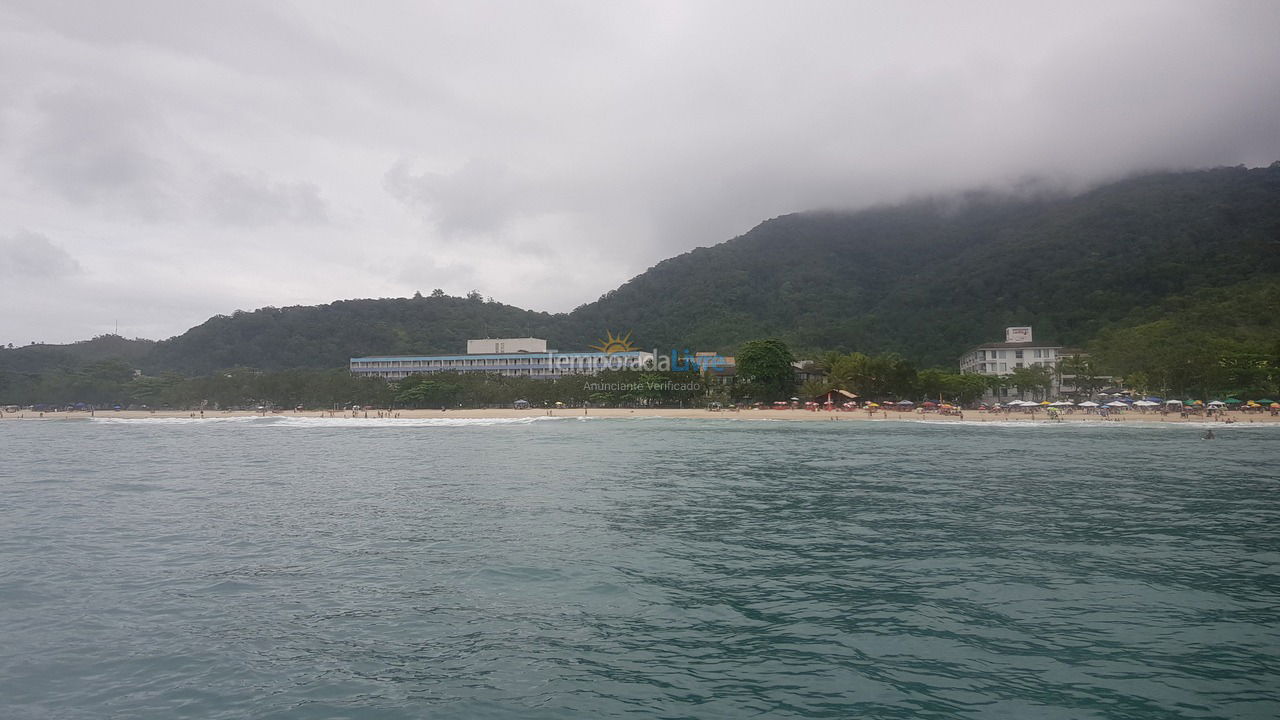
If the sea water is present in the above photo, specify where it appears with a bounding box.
[1,417,1278,719]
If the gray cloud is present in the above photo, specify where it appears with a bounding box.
[206,172,328,227]
[385,157,535,237]
[0,229,83,280]
[0,0,1278,345]
[19,89,178,219]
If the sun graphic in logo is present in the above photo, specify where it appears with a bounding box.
[590,329,637,354]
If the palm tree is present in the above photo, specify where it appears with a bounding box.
[799,377,832,399]
[815,351,846,375]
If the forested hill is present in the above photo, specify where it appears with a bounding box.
[143,296,569,375]
[3,164,1278,375]
[566,164,1280,365]
[0,334,155,374]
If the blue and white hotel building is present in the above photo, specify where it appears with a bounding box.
[350,338,654,381]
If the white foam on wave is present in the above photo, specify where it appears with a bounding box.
[89,415,587,428]
[81,414,1277,431]
[912,418,1275,430]
[90,415,271,425]
[270,415,588,428]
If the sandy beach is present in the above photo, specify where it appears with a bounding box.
[5,407,1278,424]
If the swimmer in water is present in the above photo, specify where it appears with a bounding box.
[1202,429,1215,440]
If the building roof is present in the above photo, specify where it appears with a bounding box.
[351,351,650,362]
[966,341,1063,350]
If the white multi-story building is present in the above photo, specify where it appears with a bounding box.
[465,337,547,355]
[959,327,1063,376]
[351,338,654,381]
[958,327,1073,401]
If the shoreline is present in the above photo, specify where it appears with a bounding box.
[6,407,1279,425]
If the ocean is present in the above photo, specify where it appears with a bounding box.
[2,417,1278,719]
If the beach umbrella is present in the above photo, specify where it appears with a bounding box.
[1271,403,1280,409]
[1039,400,1052,405]
[1225,397,1242,404]
[1078,401,1099,407]
[897,400,914,405]
[866,402,880,407]
[1106,401,1128,407]
[1207,400,1225,406]
[1259,398,1277,404]
[922,401,937,407]
[1133,400,1158,407]
[1165,399,1183,405]
[1192,400,1204,405]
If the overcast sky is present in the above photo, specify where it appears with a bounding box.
[2,0,1278,345]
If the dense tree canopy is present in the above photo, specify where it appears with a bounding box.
[736,339,797,400]
[1089,278,1280,399]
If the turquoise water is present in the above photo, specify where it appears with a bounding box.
[2,417,1278,719]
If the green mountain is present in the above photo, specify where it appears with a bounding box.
[143,295,569,375]
[2,164,1277,376]
[567,164,1280,364]
[0,334,155,375]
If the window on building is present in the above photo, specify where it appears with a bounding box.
[1015,350,1024,359]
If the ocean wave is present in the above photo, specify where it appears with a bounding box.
[79,414,1279,431]
[911,418,1275,430]
[89,415,273,425]
[89,415,586,428]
